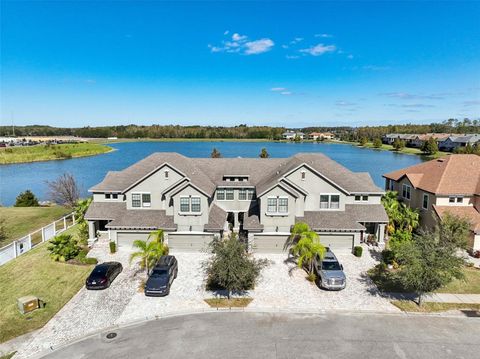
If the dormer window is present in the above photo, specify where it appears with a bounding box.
[164,170,169,179]
[301,171,306,180]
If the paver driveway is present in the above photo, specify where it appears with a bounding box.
[15,244,396,358]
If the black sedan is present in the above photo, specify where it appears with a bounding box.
[86,262,123,290]
[145,255,178,297]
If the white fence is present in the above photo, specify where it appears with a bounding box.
[0,212,77,266]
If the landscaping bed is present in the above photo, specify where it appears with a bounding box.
[204,298,253,308]
[0,226,94,343]
[392,300,480,313]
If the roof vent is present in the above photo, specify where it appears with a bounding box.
[437,159,445,162]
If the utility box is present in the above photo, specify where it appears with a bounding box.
[17,296,40,314]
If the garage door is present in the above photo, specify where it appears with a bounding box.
[253,235,290,253]
[117,232,150,251]
[168,234,213,252]
[319,234,354,252]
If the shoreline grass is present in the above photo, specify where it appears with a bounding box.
[392,300,480,313]
[0,206,72,247]
[0,142,113,165]
[0,225,94,344]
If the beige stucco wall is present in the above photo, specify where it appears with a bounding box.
[125,165,183,210]
[213,188,255,212]
[172,185,209,231]
[259,185,296,232]
[92,193,124,203]
[435,196,475,206]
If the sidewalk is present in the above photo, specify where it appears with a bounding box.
[386,292,480,304]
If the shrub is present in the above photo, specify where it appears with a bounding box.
[373,138,382,148]
[83,257,98,265]
[353,246,363,257]
[47,234,80,262]
[306,272,317,282]
[109,241,116,254]
[14,190,39,207]
[382,249,395,264]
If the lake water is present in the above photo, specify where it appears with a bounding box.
[0,141,424,206]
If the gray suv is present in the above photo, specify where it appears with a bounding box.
[314,250,346,290]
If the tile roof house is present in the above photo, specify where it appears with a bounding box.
[85,152,388,253]
[308,132,335,141]
[383,154,480,251]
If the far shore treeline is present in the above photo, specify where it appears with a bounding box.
[1,118,479,141]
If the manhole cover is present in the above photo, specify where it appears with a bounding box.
[106,332,117,339]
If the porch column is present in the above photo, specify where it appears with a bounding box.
[377,223,386,243]
[233,212,240,232]
[88,221,96,240]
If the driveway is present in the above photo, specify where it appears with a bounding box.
[15,244,396,358]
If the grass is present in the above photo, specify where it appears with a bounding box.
[0,353,16,359]
[0,225,94,344]
[354,141,449,159]
[392,300,480,313]
[0,142,112,164]
[369,265,480,294]
[0,206,71,247]
[436,266,480,294]
[204,298,253,308]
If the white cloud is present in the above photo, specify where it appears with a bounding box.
[244,38,274,55]
[463,100,480,106]
[347,54,354,59]
[282,44,289,49]
[315,33,333,38]
[286,55,300,59]
[300,43,336,56]
[232,33,247,41]
[382,92,444,100]
[223,30,229,35]
[271,87,287,91]
[280,91,292,95]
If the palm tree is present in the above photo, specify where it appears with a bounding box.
[399,204,420,232]
[129,239,166,276]
[381,191,400,234]
[288,222,326,280]
[148,229,165,244]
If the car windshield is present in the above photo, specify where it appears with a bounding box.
[92,267,108,275]
[151,268,168,276]
[322,261,341,271]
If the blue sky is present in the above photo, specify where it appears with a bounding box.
[1,1,479,128]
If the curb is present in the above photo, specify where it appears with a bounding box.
[16,307,480,359]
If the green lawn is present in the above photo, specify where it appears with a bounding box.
[0,225,94,344]
[368,265,480,294]
[357,141,449,159]
[0,142,112,164]
[0,206,71,247]
[392,300,480,313]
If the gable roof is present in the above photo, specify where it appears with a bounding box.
[433,205,480,234]
[89,152,383,197]
[383,154,480,195]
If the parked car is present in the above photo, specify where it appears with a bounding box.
[86,262,123,290]
[314,250,346,290]
[145,255,178,297]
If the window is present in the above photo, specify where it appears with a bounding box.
[320,194,341,209]
[278,198,288,213]
[164,170,169,179]
[362,195,368,201]
[456,197,463,203]
[226,188,234,200]
[449,196,455,203]
[180,197,190,212]
[112,193,118,200]
[239,189,247,200]
[301,171,306,180]
[132,194,141,208]
[422,194,429,210]
[247,189,255,200]
[330,195,340,209]
[354,195,361,202]
[217,189,225,200]
[402,184,411,200]
[105,193,111,199]
[142,193,151,207]
[320,195,330,209]
[180,196,201,213]
[267,198,277,213]
[389,180,395,191]
[191,197,201,212]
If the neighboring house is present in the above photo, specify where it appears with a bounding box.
[410,133,451,148]
[383,154,480,251]
[282,131,304,140]
[308,132,335,141]
[381,134,417,146]
[85,152,388,253]
[438,134,480,152]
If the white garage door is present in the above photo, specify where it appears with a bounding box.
[117,232,150,251]
[253,235,290,253]
[319,234,354,252]
[168,234,214,252]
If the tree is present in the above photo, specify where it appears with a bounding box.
[47,234,80,262]
[373,138,382,148]
[75,198,92,244]
[421,137,438,155]
[14,190,39,207]
[288,222,326,281]
[381,191,401,235]
[395,222,467,305]
[210,148,221,158]
[359,137,368,146]
[259,148,269,158]
[0,217,8,245]
[148,229,165,245]
[46,173,80,207]
[203,233,268,299]
[129,237,168,276]
[397,203,420,232]
[392,138,405,151]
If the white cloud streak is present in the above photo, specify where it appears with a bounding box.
[299,43,336,56]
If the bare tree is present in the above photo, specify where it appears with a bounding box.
[46,173,80,207]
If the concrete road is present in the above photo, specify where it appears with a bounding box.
[42,312,480,359]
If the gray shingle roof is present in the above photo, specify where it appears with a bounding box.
[204,204,227,231]
[85,202,176,230]
[296,204,388,231]
[243,204,263,231]
[89,152,383,197]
